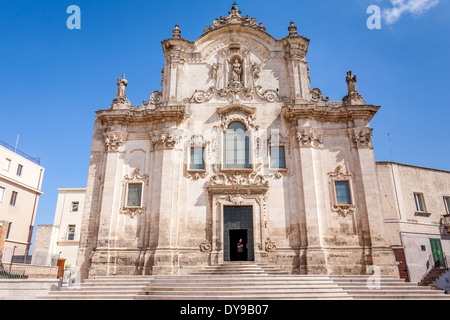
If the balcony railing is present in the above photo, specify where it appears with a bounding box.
[0,138,41,165]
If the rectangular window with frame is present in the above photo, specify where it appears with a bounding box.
[3,159,11,171]
[0,187,4,203]
[190,147,205,170]
[335,181,352,205]
[71,201,79,212]
[126,183,142,207]
[414,193,425,212]
[270,146,286,169]
[16,164,23,176]
[10,191,18,206]
[67,225,76,241]
[444,197,450,215]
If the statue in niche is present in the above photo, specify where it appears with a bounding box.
[230,58,242,83]
[116,74,128,98]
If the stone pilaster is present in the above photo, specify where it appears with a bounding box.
[351,127,399,277]
[149,129,184,275]
[88,131,127,276]
[294,127,328,274]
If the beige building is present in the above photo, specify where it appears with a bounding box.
[76,4,400,280]
[32,188,85,268]
[0,139,44,263]
[377,162,450,289]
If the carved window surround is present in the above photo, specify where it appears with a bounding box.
[211,104,261,173]
[215,104,258,131]
[266,132,291,179]
[328,165,357,218]
[185,134,210,180]
[120,169,149,219]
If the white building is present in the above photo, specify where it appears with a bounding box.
[32,188,85,268]
[0,139,44,263]
[377,162,450,289]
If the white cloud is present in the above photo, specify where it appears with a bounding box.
[383,0,440,24]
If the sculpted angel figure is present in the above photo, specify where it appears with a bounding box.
[116,74,128,97]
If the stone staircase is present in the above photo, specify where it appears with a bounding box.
[191,262,289,275]
[418,267,448,287]
[37,263,450,300]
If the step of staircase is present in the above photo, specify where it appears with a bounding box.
[36,264,450,300]
[191,262,289,275]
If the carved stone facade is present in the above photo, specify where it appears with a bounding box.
[76,5,399,279]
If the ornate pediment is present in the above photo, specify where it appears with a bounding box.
[203,4,267,35]
[123,169,149,185]
[206,164,269,194]
[214,103,259,132]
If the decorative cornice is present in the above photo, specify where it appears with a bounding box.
[96,105,186,126]
[281,104,380,122]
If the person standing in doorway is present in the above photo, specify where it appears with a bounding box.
[237,238,244,261]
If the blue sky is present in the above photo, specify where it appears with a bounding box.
[0,0,449,247]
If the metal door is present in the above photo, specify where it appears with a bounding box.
[430,238,446,268]
[223,206,254,261]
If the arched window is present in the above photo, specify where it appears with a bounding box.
[224,122,250,169]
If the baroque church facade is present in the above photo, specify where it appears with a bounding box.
[76,5,399,280]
